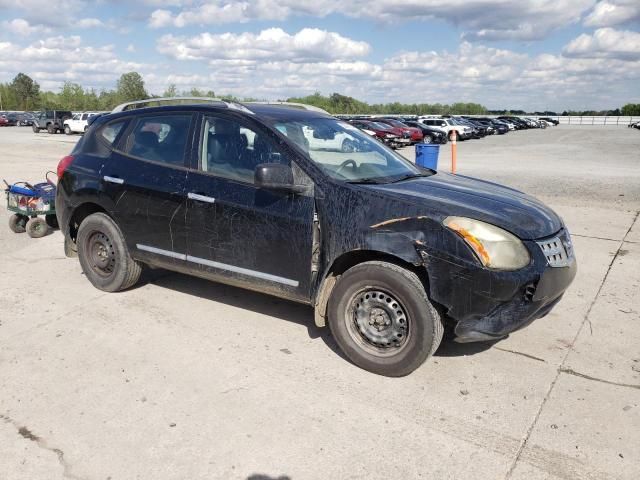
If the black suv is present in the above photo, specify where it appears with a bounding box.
[55,99,576,376]
[33,110,73,134]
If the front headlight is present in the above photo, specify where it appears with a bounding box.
[444,216,530,270]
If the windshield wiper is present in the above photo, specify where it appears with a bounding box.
[346,177,385,184]
[388,173,429,183]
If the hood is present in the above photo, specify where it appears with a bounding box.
[367,172,563,240]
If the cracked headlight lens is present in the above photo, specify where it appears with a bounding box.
[444,216,530,270]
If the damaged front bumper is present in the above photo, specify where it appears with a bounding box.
[424,229,577,343]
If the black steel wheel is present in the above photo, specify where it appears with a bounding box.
[345,289,410,356]
[328,261,443,376]
[76,212,142,292]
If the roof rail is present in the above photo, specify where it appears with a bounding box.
[111,97,253,114]
[247,101,330,115]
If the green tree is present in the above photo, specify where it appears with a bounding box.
[116,72,148,103]
[10,73,40,110]
[163,83,178,97]
[621,103,640,116]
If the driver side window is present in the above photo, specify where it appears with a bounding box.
[200,116,287,184]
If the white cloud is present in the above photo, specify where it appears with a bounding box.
[584,1,640,27]
[157,28,370,63]
[147,0,596,41]
[150,30,640,110]
[563,28,640,60]
[0,36,151,91]
[1,18,51,36]
[77,18,104,28]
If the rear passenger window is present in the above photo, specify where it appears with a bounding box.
[124,115,191,167]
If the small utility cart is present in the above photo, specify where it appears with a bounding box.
[4,172,58,238]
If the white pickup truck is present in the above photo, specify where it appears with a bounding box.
[64,112,100,134]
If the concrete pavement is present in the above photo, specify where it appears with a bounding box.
[0,125,638,479]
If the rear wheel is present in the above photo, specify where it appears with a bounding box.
[47,124,55,134]
[45,214,59,229]
[26,217,48,238]
[327,261,444,377]
[77,212,142,292]
[9,214,28,233]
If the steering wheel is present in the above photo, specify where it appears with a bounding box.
[335,159,357,176]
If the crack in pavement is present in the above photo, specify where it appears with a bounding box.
[1,414,87,480]
[493,347,547,363]
[559,367,640,390]
[504,209,640,479]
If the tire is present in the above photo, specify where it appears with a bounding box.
[341,139,355,153]
[76,212,142,292]
[32,125,39,133]
[64,125,72,135]
[47,124,55,134]
[26,217,48,238]
[9,214,28,233]
[423,135,433,144]
[45,214,59,229]
[327,261,444,377]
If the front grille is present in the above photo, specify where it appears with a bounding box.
[537,231,573,267]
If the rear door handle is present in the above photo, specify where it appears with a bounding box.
[188,192,216,204]
[103,176,124,184]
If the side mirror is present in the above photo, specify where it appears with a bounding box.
[254,163,309,194]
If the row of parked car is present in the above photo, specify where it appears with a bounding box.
[338,115,559,149]
[0,110,105,134]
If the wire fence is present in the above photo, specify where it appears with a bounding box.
[529,116,637,126]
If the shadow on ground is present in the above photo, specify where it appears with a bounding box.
[141,268,496,362]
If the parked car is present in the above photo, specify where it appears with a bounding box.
[539,117,559,126]
[18,113,36,126]
[64,112,100,134]
[418,117,472,140]
[376,118,424,144]
[3,113,19,126]
[402,121,448,144]
[348,119,408,149]
[33,110,73,134]
[56,98,576,377]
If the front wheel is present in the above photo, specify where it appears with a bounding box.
[32,125,39,133]
[327,261,444,377]
[64,125,72,135]
[76,212,142,292]
[26,217,48,238]
[422,135,433,144]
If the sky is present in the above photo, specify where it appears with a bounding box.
[0,0,639,111]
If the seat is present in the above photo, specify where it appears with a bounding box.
[130,131,159,159]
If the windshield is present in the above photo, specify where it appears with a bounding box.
[272,118,423,183]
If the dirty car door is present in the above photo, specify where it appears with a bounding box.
[101,113,193,266]
[185,114,315,302]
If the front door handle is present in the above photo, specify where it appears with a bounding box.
[188,192,216,204]
[103,176,124,184]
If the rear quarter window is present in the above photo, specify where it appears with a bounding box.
[76,119,128,158]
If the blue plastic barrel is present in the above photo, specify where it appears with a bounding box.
[415,144,440,170]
